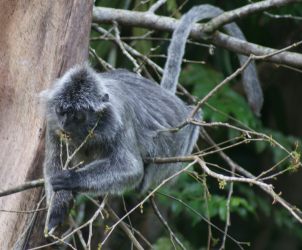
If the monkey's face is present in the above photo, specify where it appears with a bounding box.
[55,106,99,138]
[45,65,112,139]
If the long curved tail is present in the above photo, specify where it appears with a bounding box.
[161,4,263,115]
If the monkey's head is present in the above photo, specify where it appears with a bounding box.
[40,64,116,140]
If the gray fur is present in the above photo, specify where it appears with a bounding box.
[42,65,199,229]
[42,4,263,230]
[161,4,263,115]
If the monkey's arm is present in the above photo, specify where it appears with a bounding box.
[50,156,144,194]
[44,129,73,230]
[50,133,144,194]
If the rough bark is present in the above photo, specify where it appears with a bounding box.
[0,1,92,249]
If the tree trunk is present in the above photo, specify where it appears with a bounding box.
[0,1,92,249]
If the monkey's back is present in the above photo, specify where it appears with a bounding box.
[100,69,200,191]
[101,69,194,139]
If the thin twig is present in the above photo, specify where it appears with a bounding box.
[89,47,114,71]
[264,11,302,20]
[69,217,87,249]
[90,35,210,48]
[14,195,46,249]
[107,205,145,250]
[202,129,302,224]
[113,22,141,73]
[148,0,167,13]
[30,195,108,250]
[203,0,300,33]
[190,55,253,118]
[100,160,197,247]
[150,195,186,250]
[156,192,248,250]
[202,176,213,250]
[49,230,76,250]
[122,196,135,250]
[63,116,101,169]
[219,168,234,250]
[0,207,47,214]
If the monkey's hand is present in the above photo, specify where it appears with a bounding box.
[50,170,79,192]
[48,191,73,231]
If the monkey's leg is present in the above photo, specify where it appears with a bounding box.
[48,190,73,230]
[44,132,74,230]
[45,165,73,230]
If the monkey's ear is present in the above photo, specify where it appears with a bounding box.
[102,93,109,102]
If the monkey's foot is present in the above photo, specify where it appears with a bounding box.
[47,191,73,230]
[48,204,69,231]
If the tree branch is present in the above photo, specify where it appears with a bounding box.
[211,33,302,68]
[203,0,301,33]
[93,0,302,68]
[0,179,44,197]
